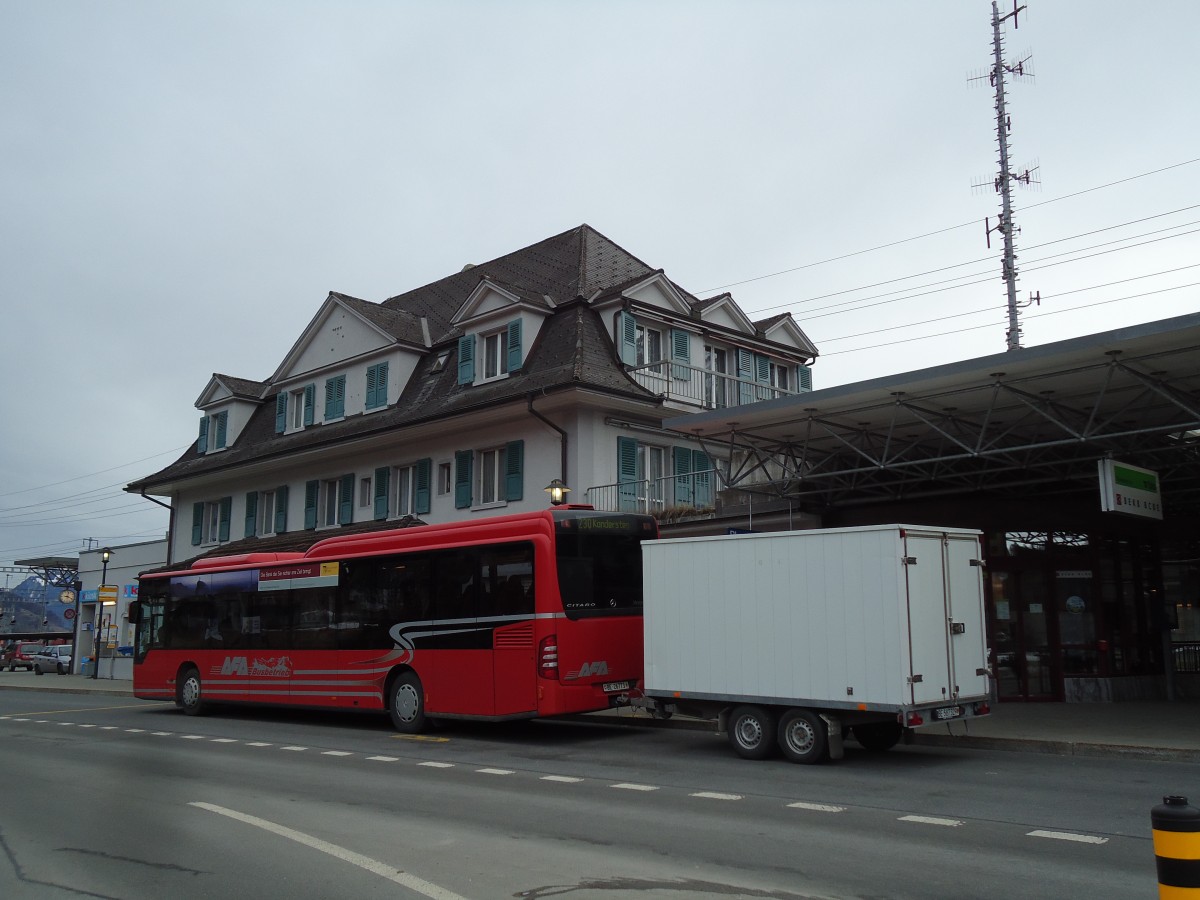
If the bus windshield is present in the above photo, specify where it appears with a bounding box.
[554,513,653,618]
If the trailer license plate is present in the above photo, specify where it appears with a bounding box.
[603,681,632,693]
[934,706,962,720]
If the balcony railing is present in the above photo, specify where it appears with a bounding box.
[585,468,725,516]
[627,361,798,410]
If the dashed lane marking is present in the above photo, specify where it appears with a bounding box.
[787,802,846,812]
[247,742,273,747]
[899,815,964,827]
[541,775,583,783]
[691,791,742,801]
[280,745,307,751]
[211,738,238,743]
[611,783,658,792]
[367,755,399,762]
[322,750,353,757]
[476,767,514,775]
[1027,830,1109,844]
[419,761,454,768]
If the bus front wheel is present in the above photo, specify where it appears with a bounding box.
[389,672,427,733]
[177,667,206,716]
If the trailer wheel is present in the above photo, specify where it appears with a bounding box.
[728,705,776,760]
[777,709,828,764]
[852,722,903,752]
[388,671,427,734]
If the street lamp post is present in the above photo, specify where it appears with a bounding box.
[91,548,113,680]
[544,479,570,506]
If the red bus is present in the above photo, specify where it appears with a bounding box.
[130,507,658,731]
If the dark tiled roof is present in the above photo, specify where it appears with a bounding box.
[214,374,268,399]
[383,224,655,342]
[754,313,792,332]
[334,292,427,346]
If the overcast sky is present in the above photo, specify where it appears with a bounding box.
[2,0,1197,571]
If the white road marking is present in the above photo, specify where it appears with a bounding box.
[419,761,454,768]
[476,767,514,775]
[211,738,238,743]
[691,791,741,801]
[99,726,118,730]
[59,722,75,726]
[13,718,30,722]
[247,742,273,747]
[367,755,399,762]
[181,735,205,740]
[899,815,963,827]
[322,750,353,757]
[1027,830,1109,844]
[151,731,173,736]
[611,783,658,792]
[77,723,97,728]
[280,745,307,751]
[125,728,146,733]
[788,802,845,812]
[541,775,583,783]
[190,802,467,900]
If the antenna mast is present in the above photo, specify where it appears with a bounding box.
[985,0,1035,350]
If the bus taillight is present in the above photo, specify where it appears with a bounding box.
[539,635,559,679]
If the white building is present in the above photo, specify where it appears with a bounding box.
[77,539,167,677]
[127,225,817,566]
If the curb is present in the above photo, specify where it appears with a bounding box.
[910,731,1200,763]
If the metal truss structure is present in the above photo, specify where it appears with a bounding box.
[671,315,1200,514]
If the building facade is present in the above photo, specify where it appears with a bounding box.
[127,225,817,567]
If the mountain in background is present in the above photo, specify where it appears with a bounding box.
[1,577,75,632]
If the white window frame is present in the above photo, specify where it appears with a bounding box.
[202,501,222,545]
[257,490,277,537]
[482,330,510,380]
[769,361,790,391]
[393,464,416,517]
[290,388,307,430]
[321,478,341,528]
[437,461,452,496]
[636,324,662,372]
[704,344,729,409]
[359,476,372,508]
[478,446,508,506]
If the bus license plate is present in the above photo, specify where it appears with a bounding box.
[603,681,632,693]
[934,706,962,720]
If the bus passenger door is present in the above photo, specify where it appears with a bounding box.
[430,549,492,717]
[486,547,537,717]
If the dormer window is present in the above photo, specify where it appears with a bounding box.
[324,375,346,420]
[276,385,315,433]
[196,411,228,454]
[457,319,523,385]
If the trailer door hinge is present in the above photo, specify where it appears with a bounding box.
[909,674,923,684]
[903,556,917,565]
[970,558,985,567]
[950,622,966,635]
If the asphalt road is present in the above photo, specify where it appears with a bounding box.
[1,692,1193,899]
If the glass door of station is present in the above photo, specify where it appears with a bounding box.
[990,568,1059,700]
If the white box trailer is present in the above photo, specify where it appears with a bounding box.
[638,524,992,763]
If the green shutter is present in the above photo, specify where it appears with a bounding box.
[214,411,228,449]
[457,335,475,384]
[196,416,209,454]
[303,384,315,426]
[244,491,258,538]
[798,364,813,392]
[414,459,432,515]
[218,496,232,542]
[617,311,637,365]
[374,467,390,520]
[693,449,713,508]
[736,349,754,405]
[191,502,204,545]
[506,320,522,372]
[366,363,388,409]
[504,440,524,501]
[339,473,354,525]
[274,485,289,533]
[617,436,639,511]
[325,376,346,420]
[275,393,287,433]
[670,329,690,379]
[304,480,319,529]
[673,446,694,506]
[454,449,473,508]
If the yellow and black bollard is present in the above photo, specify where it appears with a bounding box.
[1153,795,1200,898]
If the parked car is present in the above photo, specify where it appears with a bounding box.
[33,645,73,675]
[4,642,43,671]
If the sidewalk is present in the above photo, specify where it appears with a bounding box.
[2,673,1197,762]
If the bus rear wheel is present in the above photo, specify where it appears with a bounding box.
[177,666,206,716]
[389,672,427,733]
